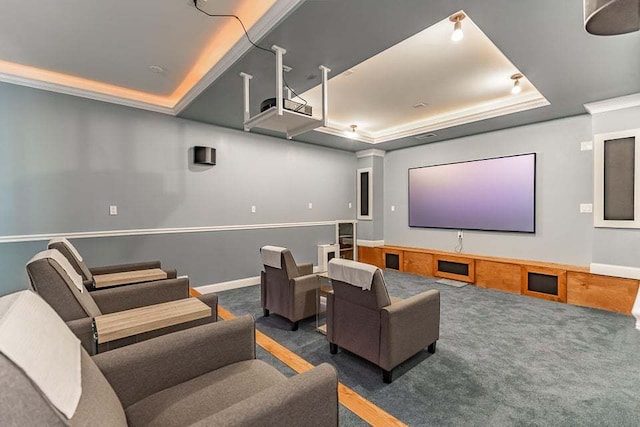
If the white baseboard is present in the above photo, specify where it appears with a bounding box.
[357,239,385,247]
[195,265,322,294]
[195,276,260,294]
[589,263,640,280]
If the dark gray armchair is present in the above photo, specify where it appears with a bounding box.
[48,237,178,290]
[0,290,339,427]
[260,246,319,330]
[26,249,218,354]
[326,258,440,383]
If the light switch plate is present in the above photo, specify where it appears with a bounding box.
[109,205,117,216]
[251,205,256,213]
[580,203,593,213]
[580,141,593,151]
[391,205,396,211]
[308,202,313,209]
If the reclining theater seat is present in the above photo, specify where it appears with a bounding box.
[260,245,319,331]
[48,237,177,290]
[326,258,440,383]
[26,249,218,354]
[0,290,339,427]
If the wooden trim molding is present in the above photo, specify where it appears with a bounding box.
[358,245,638,314]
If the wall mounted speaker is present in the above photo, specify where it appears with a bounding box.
[194,146,216,165]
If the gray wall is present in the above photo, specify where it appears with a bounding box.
[384,115,595,266]
[591,105,640,267]
[0,83,356,294]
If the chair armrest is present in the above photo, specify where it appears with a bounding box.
[91,277,190,314]
[93,315,256,408]
[291,274,320,294]
[89,260,162,276]
[297,262,314,276]
[197,293,218,320]
[380,290,440,371]
[208,363,338,427]
[66,317,95,355]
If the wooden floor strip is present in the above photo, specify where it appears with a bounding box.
[217,305,407,427]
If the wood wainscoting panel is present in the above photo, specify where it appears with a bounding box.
[476,260,521,294]
[358,246,383,268]
[521,266,567,303]
[403,251,434,277]
[433,254,475,283]
[567,272,639,314]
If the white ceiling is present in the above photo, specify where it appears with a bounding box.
[0,0,298,112]
[299,11,548,144]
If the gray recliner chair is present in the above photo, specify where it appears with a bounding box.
[260,246,319,331]
[326,258,440,383]
[48,237,178,290]
[26,249,218,354]
[0,290,339,427]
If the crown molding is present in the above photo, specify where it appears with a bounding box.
[314,93,549,144]
[173,0,304,114]
[0,71,176,115]
[356,149,386,158]
[584,93,640,115]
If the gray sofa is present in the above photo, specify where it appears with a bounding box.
[260,246,319,330]
[26,249,218,354]
[326,258,440,383]
[48,237,178,290]
[0,290,339,427]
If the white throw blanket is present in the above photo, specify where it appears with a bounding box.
[0,291,82,419]
[28,249,84,293]
[48,237,84,262]
[328,258,379,291]
[261,246,286,269]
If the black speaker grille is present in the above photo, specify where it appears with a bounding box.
[527,272,558,295]
[438,260,469,276]
[385,253,400,270]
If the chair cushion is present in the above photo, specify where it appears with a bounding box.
[125,359,287,427]
[48,238,94,282]
[328,258,378,290]
[0,290,81,419]
[260,246,286,269]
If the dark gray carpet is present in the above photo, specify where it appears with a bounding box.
[217,271,640,426]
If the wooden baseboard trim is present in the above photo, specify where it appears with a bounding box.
[217,306,406,427]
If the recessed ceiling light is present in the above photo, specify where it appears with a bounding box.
[149,65,165,74]
[415,133,438,140]
[413,102,428,108]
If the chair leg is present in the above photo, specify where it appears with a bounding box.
[291,321,299,331]
[428,341,437,354]
[383,369,393,384]
[329,343,338,354]
[263,309,270,317]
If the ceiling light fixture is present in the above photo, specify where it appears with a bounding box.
[449,12,466,42]
[149,65,165,74]
[511,73,523,94]
[345,124,358,138]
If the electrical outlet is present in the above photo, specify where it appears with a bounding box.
[348,202,352,209]
[109,205,117,216]
[457,230,463,239]
[308,202,313,209]
[251,205,256,213]
[391,205,396,212]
